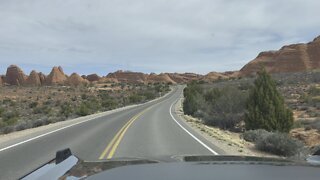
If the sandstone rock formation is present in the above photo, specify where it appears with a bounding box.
[26,70,42,86]
[240,36,320,76]
[45,66,67,85]
[85,74,101,82]
[202,72,228,82]
[0,75,4,86]
[107,70,148,83]
[38,72,46,85]
[66,73,88,86]
[147,73,176,84]
[166,73,203,83]
[5,65,27,86]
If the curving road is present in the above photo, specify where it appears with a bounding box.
[0,85,224,179]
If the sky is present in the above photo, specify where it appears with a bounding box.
[0,0,319,76]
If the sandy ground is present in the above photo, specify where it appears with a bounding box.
[175,97,279,157]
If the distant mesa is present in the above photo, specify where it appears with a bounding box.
[240,35,320,76]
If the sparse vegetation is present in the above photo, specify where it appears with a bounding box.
[183,70,320,156]
[0,83,170,134]
[255,132,303,157]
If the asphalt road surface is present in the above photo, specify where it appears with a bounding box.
[0,85,224,179]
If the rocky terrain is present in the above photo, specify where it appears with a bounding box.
[240,36,320,76]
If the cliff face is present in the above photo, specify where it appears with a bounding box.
[240,36,320,76]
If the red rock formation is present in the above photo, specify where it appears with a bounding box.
[0,75,5,86]
[5,65,27,86]
[202,72,228,82]
[107,70,147,83]
[85,74,101,82]
[45,66,67,85]
[240,36,320,76]
[66,73,89,86]
[26,70,41,86]
[147,73,176,84]
[38,72,46,85]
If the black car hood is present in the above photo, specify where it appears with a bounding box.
[21,149,320,180]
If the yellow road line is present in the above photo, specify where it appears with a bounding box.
[98,118,132,159]
[99,106,153,159]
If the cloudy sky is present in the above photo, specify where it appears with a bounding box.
[0,0,319,75]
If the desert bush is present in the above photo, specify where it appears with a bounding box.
[29,101,38,108]
[203,86,248,130]
[296,119,320,131]
[255,132,303,157]
[76,103,90,116]
[60,103,74,118]
[128,94,143,104]
[245,69,293,132]
[1,126,14,134]
[242,129,272,142]
[2,111,19,125]
[183,82,204,115]
[14,122,30,131]
[33,105,52,115]
[35,118,51,127]
[0,107,4,117]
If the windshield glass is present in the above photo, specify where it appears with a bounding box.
[0,0,319,179]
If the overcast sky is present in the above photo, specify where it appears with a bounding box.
[0,0,319,75]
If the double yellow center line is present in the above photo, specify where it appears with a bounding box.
[99,106,153,159]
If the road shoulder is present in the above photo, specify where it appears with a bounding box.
[174,96,278,157]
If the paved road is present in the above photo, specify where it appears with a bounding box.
[0,85,224,179]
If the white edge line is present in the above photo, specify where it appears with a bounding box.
[169,100,219,155]
[0,88,176,153]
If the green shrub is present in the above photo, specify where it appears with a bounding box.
[203,86,248,130]
[60,103,74,118]
[245,68,293,132]
[0,107,4,116]
[29,102,38,108]
[2,111,19,125]
[76,103,90,116]
[255,132,303,157]
[129,94,143,104]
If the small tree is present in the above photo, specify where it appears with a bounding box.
[244,68,293,132]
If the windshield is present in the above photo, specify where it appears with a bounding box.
[0,0,319,179]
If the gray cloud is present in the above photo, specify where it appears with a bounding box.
[0,0,319,75]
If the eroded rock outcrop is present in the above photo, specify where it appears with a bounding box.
[45,66,67,85]
[107,70,148,83]
[240,36,320,76]
[26,70,42,86]
[66,73,89,86]
[5,65,27,86]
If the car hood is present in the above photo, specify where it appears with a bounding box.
[21,149,320,180]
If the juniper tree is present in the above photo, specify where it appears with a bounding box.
[245,68,293,132]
